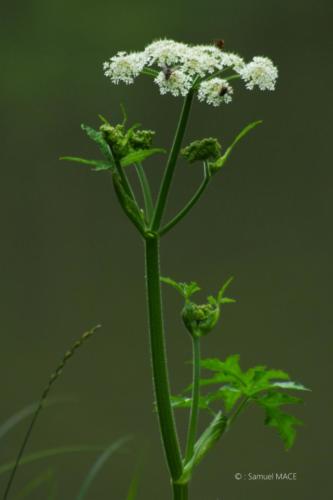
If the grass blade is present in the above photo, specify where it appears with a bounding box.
[0,404,39,443]
[126,468,140,500]
[2,324,101,500]
[76,436,131,500]
[0,446,105,476]
[0,397,75,442]
[13,469,54,499]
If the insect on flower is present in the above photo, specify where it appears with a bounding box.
[213,39,225,50]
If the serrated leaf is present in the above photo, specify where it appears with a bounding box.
[256,391,303,407]
[207,386,242,412]
[184,372,239,393]
[201,354,243,380]
[60,156,113,172]
[81,124,114,162]
[244,367,291,395]
[255,390,304,450]
[178,412,227,484]
[120,148,166,167]
[263,406,303,450]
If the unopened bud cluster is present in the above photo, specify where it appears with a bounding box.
[100,122,155,160]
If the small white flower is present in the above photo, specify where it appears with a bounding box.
[183,46,221,76]
[240,56,278,90]
[221,52,245,72]
[198,78,233,106]
[103,51,147,85]
[154,69,194,97]
[144,39,188,67]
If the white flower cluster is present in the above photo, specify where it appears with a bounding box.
[154,69,193,97]
[198,78,233,106]
[103,40,278,105]
[239,56,278,91]
[103,51,146,85]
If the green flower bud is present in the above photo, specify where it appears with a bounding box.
[182,301,220,338]
[181,138,222,164]
[161,275,235,339]
[100,123,129,159]
[129,129,155,150]
[100,123,157,160]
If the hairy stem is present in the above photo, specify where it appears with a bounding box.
[151,91,194,230]
[185,336,201,462]
[159,163,210,236]
[144,237,183,484]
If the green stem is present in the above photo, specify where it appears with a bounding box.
[159,163,210,236]
[227,397,250,430]
[135,162,154,223]
[172,483,188,500]
[141,67,159,78]
[144,237,183,483]
[114,157,136,202]
[151,91,194,230]
[225,74,241,82]
[185,336,201,462]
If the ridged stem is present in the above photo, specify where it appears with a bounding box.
[144,237,183,486]
[185,335,201,462]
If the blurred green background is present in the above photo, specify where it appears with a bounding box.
[1,0,332,498]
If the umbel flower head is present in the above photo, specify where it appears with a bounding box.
[103,39,278,106]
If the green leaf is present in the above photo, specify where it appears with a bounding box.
[76,437,131,500]
[256,391,304,449]
[210,120,262,172]
[178,412,227,484]
[120,148,166,167]
[201,354,243,381]
[271,381,311,391]
[256,391,303,407]
[59,156,113,172]
[81,124,114,162]
[243,367,290,395]
[264,407,303,450]
[207,386,242,412]
[160,277,201,300]
[216,276,234,304]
